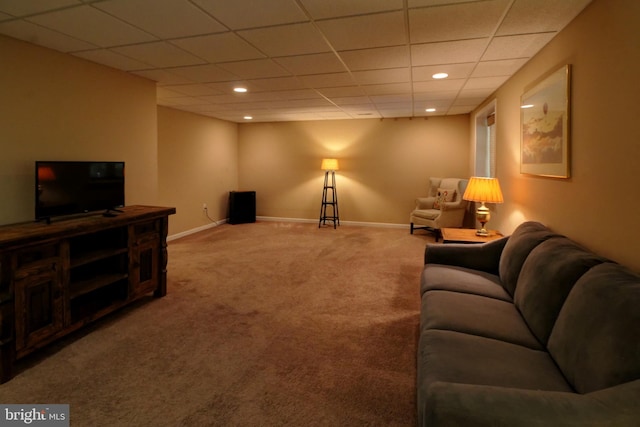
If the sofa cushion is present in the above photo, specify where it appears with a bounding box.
[498,221,559,297]
[422,380,640,427]
[421,290,542,350]
[547,263,640,394]
[514,237,607,345]
[417,330,573,408]
[420,264,510,301]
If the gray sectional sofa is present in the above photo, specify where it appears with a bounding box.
[417,221,640,426]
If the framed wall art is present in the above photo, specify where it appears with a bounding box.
[520,65,571,178]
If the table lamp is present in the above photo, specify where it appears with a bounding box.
[462,177,504,236]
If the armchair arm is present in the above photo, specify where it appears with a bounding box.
[421,381,640,427]
[415,197,435,209]
[424,237,508,275]
[440,199,466,211]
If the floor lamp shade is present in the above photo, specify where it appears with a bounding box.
[321,158,339,171]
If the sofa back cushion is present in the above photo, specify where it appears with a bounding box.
[514,238,607,346]
[547,263,640,393]
[498,221,559,297]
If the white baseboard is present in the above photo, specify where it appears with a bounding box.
[169,217,409,241]
[167,219,227,241]
[257,216,408,229]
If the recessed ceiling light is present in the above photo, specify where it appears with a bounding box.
[521,104,534,109]
[432,72,449,79]
[425,108,436,112]
[234,87,247,93]
[243,116,253,120]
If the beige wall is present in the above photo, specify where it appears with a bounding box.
[0,35,158,225]
[473,0,640,271]
[157,106,238,236]
[238,116,470,224]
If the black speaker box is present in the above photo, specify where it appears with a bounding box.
[228,191,256,224]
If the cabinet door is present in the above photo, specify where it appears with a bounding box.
[130,239,159,298]
[14,259,63,352]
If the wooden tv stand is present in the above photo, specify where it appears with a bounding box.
[0,205,175,383]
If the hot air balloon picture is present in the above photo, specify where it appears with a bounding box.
[520,65,571,178]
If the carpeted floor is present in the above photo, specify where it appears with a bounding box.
[1,221,434,426]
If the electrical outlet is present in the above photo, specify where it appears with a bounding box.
[202,203,207,211]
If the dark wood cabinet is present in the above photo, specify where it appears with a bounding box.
[0,205,175,383]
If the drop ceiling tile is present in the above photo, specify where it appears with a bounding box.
[201,92,284,104]
[94,0,226,39]
[414,99,453,109]
[362,82,411,96]
[327,96,373,106]
[300,0,403,19]
[274,52,347,75]
[318,111,352,120]
[298,72,354,88]
[497,0,592,36]
[132,69,193,85]
[338,46,410,71]
[0,19,97,51]
[413,90,458,101]
[408,0,471,7]
[171,32,265,63]
[472,58,528,77]
[73,48,152,70]
[352,68,410,85]
[371,94,412,104]
[316,11,406,51]
[245,76,306,91]
[206,80,263,93]
[463,76,509,90]
[409,0,509,43]
[411,38,488,66]
[267,98,334,109]
[192,0,307,30]
[272,89,322,100]
[413,79,465,92]
[482,33,556,61]
[0,0,81,17]
[160,96,209,106]
[112,41,205,68]
[317,86,366,97]
[412,63,475,81]
[162,84,223,97]
[239,22,331,56]
[27,5,157,47]
[218,59,291,79]
[169,64,238,83]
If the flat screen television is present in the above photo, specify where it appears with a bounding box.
[35,161,125,221]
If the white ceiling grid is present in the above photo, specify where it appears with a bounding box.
[0,0,592,122]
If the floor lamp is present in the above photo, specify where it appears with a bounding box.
[319,158,340,229]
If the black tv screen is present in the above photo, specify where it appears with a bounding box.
[35,161,125,220]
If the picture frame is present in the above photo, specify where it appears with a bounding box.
[520,65,571,178]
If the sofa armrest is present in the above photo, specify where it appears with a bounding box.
[423,236,508,275]
[421,381,640,427]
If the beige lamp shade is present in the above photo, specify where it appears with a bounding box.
[321,158,339,171]
[463,177,504,203]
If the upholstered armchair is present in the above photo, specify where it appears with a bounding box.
[410,177,469,241]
